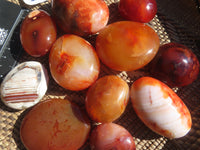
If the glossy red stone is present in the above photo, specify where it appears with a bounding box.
[52,0,109,36]
[149,42,199,87]
[20,10,57,57]
[90,123,136,150]
[20,99,91,150]
[85,75,129,123]
[118,0,157,23]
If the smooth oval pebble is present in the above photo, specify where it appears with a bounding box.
[49,34,100,91]
[149,42,200,87]
[90,123,136,150]
[0,61,48,110]
[85,75,129,123]
[130,77,192,139]
[20,99,91,150]
[52,0,109,36]
[96,21,160,71]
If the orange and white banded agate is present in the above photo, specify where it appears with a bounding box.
[130,77,192,139]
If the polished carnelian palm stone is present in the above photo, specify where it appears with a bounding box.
[85,75,129,123]
[150,42,199,87]
[20,99,91,150]
[96,21,160,71]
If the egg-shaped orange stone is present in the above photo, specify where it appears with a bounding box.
[49,34,100,91]
[20,99,91,150]
[96,21,160,71]
[85,75,129,123]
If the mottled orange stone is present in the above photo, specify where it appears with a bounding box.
[96,21,160,71]
[52,0,109,36]
[20,99,91,150]
[85,75,129,123]
[49,34,100,91]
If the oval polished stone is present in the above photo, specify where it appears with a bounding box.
[130,77,192,139]
[20,10,57,57]
[20,99,91,150]
[96,21,160,71]
[49,34,100,91]
[85,75,129,123]
[149,42,199,87]
[90,123,136,150]
[52,0,109,36]
[1,61,48,110]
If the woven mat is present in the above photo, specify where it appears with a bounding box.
[1,0,200,149]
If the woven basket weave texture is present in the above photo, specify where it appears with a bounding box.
[1,0,200,149]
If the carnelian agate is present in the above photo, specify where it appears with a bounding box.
[130,77,192,139]
[20,10,57,57]
[96,21,160,71]
[52,0,109,36]
[85,75,129,123]
[20,99,91,150]
[119,0,157,23]
[149,42,199,87]
[49,34,100,91]
[90,123,136,150]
